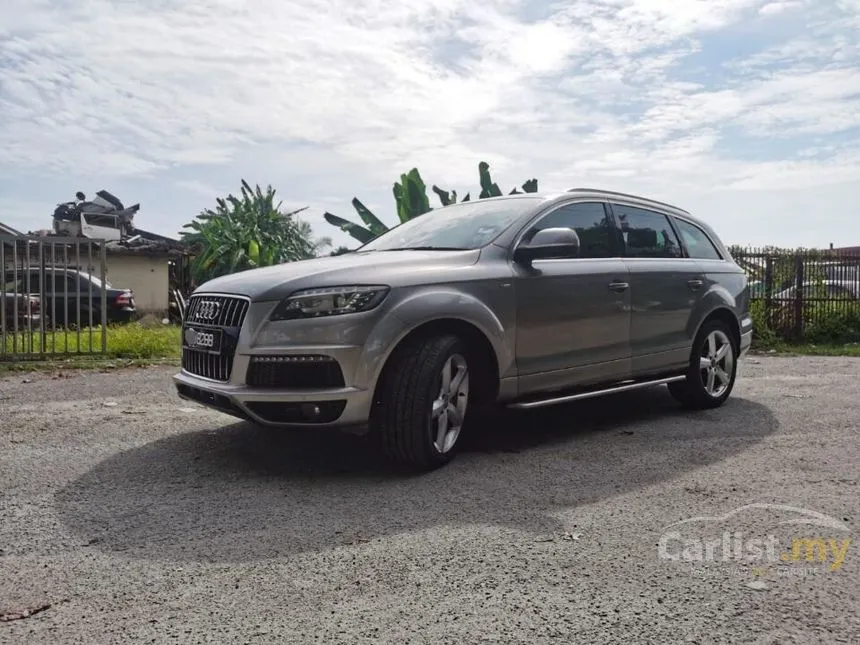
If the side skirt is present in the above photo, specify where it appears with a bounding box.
[507,374,686,410]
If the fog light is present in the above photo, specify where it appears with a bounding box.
[300,403,322,419]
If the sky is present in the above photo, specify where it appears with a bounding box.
[1,0,859,251]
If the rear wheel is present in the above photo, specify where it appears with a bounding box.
[371,334,470,470]
[668,319,738,409]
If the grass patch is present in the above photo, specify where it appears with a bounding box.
[751,342,860,357]
[1,323,181,363]
[0,356,180,374]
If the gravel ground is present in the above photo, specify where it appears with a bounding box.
[0,356,858,644]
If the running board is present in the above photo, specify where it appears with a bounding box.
[507,375,686,410]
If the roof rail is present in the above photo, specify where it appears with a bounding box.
[566,188,689,214]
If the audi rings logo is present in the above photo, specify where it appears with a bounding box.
[194,300,221,321]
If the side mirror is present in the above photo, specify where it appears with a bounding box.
[514,227,581,265]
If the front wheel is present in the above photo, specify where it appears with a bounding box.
[668,319,738,409]
[371,334,471,470]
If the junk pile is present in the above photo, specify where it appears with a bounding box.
[52,190,140,242]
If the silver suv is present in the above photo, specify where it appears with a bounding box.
[174,189,753,470]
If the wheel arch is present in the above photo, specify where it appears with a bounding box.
[695,306,741,351]
[372,318,502,407]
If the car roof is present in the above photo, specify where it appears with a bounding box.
[479,188,692,217]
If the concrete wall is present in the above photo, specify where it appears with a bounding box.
[105,254,169,314]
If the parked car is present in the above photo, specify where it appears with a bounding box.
[748,280,766,298]
[0,290,41,332]
[2,268,136,327]
[773,280,860,302]
[174,188,752,470]
[768,280,860,328]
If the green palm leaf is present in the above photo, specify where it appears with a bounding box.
[322,212,377,244]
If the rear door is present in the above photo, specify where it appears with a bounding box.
[610,202,701,376]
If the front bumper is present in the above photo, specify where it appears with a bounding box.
[174,362,375,428]
[107,307,136,323]
[174,295,407,428]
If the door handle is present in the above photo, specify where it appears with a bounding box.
[687,279,704,290]
[608,281,629,292]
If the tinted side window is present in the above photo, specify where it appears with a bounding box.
[78,276,98,291]
[44,274,78,292]
[27,271,44,290]
[522,202,614,259]
[673,218,722,260]
[612,204,682,258]
[85,214,118,228]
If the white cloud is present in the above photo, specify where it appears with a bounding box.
[758,1,803,16]
[0,0,859,248]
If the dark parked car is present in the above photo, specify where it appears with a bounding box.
[175,188,752,471]
[0,290,41,332]
[2,268,135,327]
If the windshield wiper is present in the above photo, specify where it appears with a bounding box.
[379,246,469,251]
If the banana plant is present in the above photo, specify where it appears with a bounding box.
[323,197,388,244]
[324,168,431,243]
[325,162,540,243]
[432,162,538,205]
[393,168,432,222]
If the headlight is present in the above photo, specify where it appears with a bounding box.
[269,285,390,321]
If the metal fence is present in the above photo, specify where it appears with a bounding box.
[730,246,860,341]
[1,236,108,361]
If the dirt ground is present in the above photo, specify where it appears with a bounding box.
[1,356,858,644]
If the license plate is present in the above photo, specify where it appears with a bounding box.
[184,327,222,353]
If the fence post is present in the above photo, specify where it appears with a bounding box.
[100,241,108,354]
[793,254,804,340]
[764,256,774,331]
[0,239,5,358]
[38,240,46,356]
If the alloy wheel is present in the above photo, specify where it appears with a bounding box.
[698,330,734,398]
[430,353,469,454]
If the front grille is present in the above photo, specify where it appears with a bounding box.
[185,295,249,328]
[182,347,236,382]
[182,294,250,382]
[246,355,345,389]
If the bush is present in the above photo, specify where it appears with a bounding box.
[749,300,778,348]
[804,308,860,345]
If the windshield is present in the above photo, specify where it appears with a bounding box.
[357,197,544,252]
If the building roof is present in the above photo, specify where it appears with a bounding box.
[0,221,23,237]
[105,227,187,256]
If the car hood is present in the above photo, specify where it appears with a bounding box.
[193,249,483,301]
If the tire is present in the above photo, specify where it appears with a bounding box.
[668,319,738,409]
[371,334,471,471]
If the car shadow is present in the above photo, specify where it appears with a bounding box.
[55,387,777,562]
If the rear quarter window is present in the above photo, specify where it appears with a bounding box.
[674,218,722,260]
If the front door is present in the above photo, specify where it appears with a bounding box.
[513,201,631,395]
[610,202,702,376]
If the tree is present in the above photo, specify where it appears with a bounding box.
[181,180,324,283]
[324,161,539,244]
